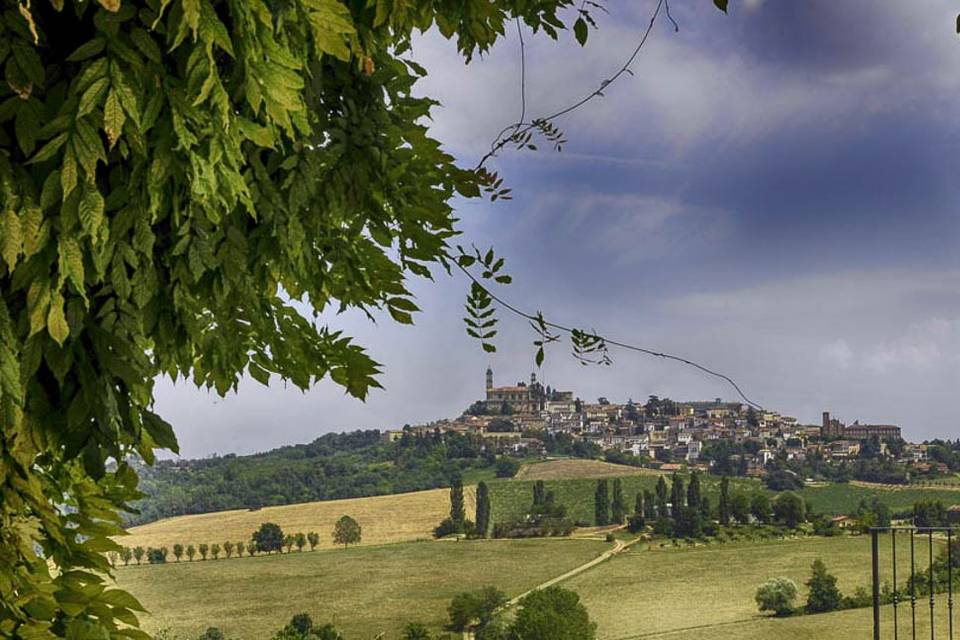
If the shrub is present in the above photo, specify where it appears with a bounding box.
[509,586,596,640]
[806,560,842,613]
[495,457,521,478]
[627,514,646,533]
[755,578,798,617]
[447,586,506,632]
[773,492,805,529]
[400,622,431,640]
[253,522,285,553]
[147,547,166,564]
[434,517,474,538]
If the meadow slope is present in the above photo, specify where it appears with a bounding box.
[121,487,474,551]
[116,538,608,639]
[567,535,939,640]
[515,459,664,481]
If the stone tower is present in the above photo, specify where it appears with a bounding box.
[486,366,493,390]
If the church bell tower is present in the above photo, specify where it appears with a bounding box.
[486,366,493,391]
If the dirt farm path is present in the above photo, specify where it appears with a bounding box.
[500,531,642,610]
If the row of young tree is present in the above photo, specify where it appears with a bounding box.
[596,474,809,539]
[115,519,362,566]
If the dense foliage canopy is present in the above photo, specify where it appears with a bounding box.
[0,0,608,635]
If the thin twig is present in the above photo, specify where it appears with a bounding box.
[455,261,764,410]
[477,0,667,169]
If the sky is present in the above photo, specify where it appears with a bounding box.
[155,0,960,457]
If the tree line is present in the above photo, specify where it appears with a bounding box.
[114,518,361,566]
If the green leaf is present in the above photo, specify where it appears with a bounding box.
[99,589,145,612]
[1,210,22,270]
[47,292,70,345]
[28,131,68,164]
[574,18,588,46]
[78,186,105,242]
[61,151,78,198]
[77,76,109,118]
[58,237,86,299]
[103,87,125,149]
[143,411,179,453]
[713,0,729,13]
[66,38,106,62]
[182,0,201,36]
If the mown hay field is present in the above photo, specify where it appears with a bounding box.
[567,535,940,640]
[515,459,664,481]
[120,487,474,551]
[116,538,608,639]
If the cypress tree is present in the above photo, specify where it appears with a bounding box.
[719,476,731,526]
[643,490,657,521]
[687,472,702,512]
[701,495,712,520]
[670,474,685,521]
[655,477,669,519]
[533,480,546,508]
[595,479,610,526]
[635,492,644,516]
[475,481,491,537]
[611,478,627,525]
[450,475,465,526]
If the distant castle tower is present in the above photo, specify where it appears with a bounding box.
[530,372,537,387]
[486,366,493,390]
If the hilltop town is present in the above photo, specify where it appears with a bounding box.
[383,367,945,482]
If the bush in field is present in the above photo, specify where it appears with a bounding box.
[147,547,166,564]
[198,543,209,560]
[283,535,296,553]
[806,559,842,613]
[509,586,596,640]
[773,492,806,529]
[295,533,307,552]
[334,516,362,548]
[173,543,184,562]
[756,578,798,617]
[253,523,285,554]
[223,541,234,559]
[133,546,145,565]
[495,457,521,478]
[270,613,344,640]
[400,622,432,640]
[751,493,773,524]
[236,541,246,557]
[120,548,133,566]
[307,532,320,551]
[447,586,506,632]
[186,545,196,561]
[211,543,221,560]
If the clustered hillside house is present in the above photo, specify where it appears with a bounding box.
[380,368,937,477]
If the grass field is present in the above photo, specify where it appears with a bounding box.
[120,487,475,551]
[567,535,940,640]
[515,459,664,481]
[633,600,952,640]
[116,538,608,639]
[801,482,960,515]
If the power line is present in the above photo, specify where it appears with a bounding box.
[454,261,765,410]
